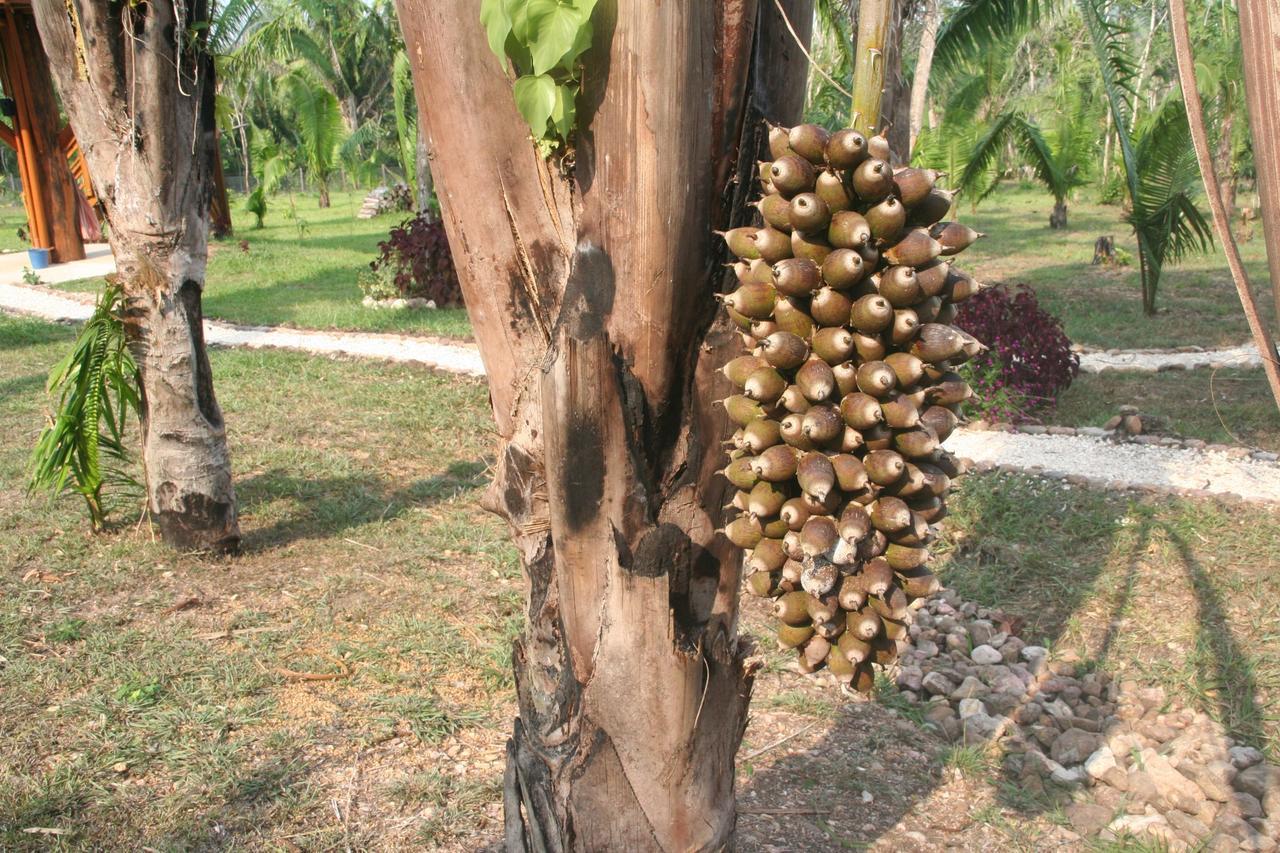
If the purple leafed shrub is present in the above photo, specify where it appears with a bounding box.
[370,214,463,306]
[955,284,1080,423]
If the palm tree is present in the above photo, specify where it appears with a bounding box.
[285,74,345,208]
[953,39,1099,228]
[930,0,1211,313]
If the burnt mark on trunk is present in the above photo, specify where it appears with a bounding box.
[561,412,605,532]
[153,491,240,554]
[176,279,222,429]
[627,522,689,578]
[557,243,615,338]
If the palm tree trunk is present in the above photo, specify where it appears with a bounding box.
[1050,200,1068,229]
[396,0,812,845]
[33,0,241,552]
[415,121,435,220]
[1237,0,1280,347]
[317,179,330,209]
[908,0,941,156]
[1214,105,1236,216]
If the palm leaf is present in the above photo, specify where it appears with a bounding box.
[932,0,1046,82]
[1125,95,1213,279]
[29,281,142,529]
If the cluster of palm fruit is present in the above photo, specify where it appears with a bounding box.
[718,122,985,691]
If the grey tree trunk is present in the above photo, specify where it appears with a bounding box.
[1050,200,1068,229]
[414,121,435,220]
[908,0,941,155]
[396,0,812,847]
[32,0,240,552]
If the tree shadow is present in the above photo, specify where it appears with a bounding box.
[737,478,1273,848]
[234,459,488,552]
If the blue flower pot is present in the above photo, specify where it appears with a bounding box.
[27,247,51,270]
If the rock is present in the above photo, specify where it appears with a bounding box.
[951,675,988,700]
[1021,645,1048,663]
[1138,748,1206,814]
[971,644,1002,665]
[1180,764,1233,803]
[896,666,923,692]
[1050,764,1087,789]
[1136,719,1178,743]
[1013,702,1042,725]
[1064,802,1113,836]
[1165,809,1212,841]
[1043,698,1074,719]
[962,712,1003,742]
[1231,746,1266,770]
[1213,813,1256,842]
[914,639,939,658]
[1135,685,1167,711]
[1236,764,1280,801]
[1052,729,1104,766]
[921,671,954,696]
[1233,792,1264,819]
[958,697,988,719]
[1102,814,1174,845]
[1000,636,1026,663]
[968,620,996,646]
[945,632,969,652]
[1084,745,1118,780]
[985,691,1022,717]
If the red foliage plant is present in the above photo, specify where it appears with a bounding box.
[955,284,1080,423]
[371,214,463,306]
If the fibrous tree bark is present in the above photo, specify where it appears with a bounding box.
[396,0,812,847]
[33,0,241,552]
[1236,0,1280,341]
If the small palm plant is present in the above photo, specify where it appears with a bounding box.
[956,110,1089,228]
[29,280,142,530]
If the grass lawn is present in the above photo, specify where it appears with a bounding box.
[56,190,472,339]
[1050,367,1280,452]
[2,313,1278,848]
[39,182,1277,355]
[959,184,1277,350]
[0,198,31,253]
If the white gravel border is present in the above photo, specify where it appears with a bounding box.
[4,259,1279,503]
[1078,343,1262,373]
[945,428,1280,503]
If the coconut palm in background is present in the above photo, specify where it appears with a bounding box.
[917,0,1215,313]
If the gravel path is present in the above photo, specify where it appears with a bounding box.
[1078,343,1263,373]
[4,270,1279,502]
[945,428,1280,502]
[0,281,486,377]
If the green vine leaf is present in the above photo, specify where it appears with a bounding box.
[513,74,557,135]
[551,82,577,138]
[480,0,512,60]
[527,0,586,75]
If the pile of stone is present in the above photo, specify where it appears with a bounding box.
[892,589,1279,851]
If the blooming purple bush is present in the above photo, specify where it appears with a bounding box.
[955,284,1079,423]
[369,214,463,306]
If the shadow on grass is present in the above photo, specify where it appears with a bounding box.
[738,476,1273,847]
[235,459,488,551]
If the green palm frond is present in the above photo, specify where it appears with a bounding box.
[392,50,418,190]
[933,0,1047,82]
[29,281,142,530]
[210,0,264,56]
[1125,95,1213,287]
[286,73,346,182]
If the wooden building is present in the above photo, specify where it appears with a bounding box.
[0,0,87,262]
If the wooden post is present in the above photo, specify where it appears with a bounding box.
[0,7,84,262]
